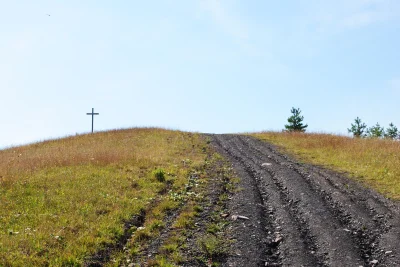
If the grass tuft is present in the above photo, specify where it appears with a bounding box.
[153,168,166,182]
[197,234,227,258]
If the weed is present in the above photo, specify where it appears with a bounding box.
[206,223,224,235]
[135,228,151,242]
[161,243,179,253]
[153,168,166,182]
[173,211,195,229]
[197,234,226,258]
[193,205,204,213]
[154,256,177,267]
[149,219,165,232]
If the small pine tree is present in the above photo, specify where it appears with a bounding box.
[367,123,384,138]
[348,117,367,138]
[384,123,399,140]
[284,107,308,132]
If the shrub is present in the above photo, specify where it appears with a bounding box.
[153,168,166,182]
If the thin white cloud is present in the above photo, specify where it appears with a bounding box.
[311,0,400,33]
[340,10,382,29]
[199,0,248,40]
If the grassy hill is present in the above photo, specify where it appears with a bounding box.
[0,128,234,266]
[252,132,400,200]
[2,128,400,265]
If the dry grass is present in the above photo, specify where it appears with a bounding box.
[0,128,208,266]
[252,132,400,200]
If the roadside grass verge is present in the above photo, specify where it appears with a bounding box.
[0,128,208,265]
[252,132,400,200]
[108,151,236,266]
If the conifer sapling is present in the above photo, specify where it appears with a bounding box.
[348,117,367,138]
[284,107,308,132]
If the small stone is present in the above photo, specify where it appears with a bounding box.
[274,236,283,244]
[370,259,378,265]
[221,213,229,218]
[385,251,393,255]
[343,228,351,232]
[231,215,250,221]
[261,163,272,167]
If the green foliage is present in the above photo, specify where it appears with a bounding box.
[384,123,399,140]
[284,107,308,132]
[197,234,226,258]
[153,168,166,182]
[348,117,367,138]
[367,123,384,138]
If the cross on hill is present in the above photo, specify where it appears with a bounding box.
[86,108,99,133]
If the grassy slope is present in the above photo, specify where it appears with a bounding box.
[0,128,210,266]
[252,132,400,200]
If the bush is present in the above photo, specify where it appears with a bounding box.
[153,168,166,182]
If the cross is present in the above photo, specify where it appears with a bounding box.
[86,108,99,133]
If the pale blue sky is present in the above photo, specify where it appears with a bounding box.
[1,0,400,148]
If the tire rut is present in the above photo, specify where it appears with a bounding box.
[210,134,400,267]
[213,135,319,267]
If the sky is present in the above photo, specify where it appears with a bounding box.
[1,0,400,148]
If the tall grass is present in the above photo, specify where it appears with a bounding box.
[0,128,208,265]
[252,132,400,200]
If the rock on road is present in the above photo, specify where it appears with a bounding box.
[210,134,400,267]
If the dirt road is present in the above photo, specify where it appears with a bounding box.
[210,134,400,267]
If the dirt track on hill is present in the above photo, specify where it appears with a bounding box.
[210,134,400,267]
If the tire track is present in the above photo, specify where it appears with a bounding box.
[210,134,400,267]
[213,135,319,266]
[238,135,400,266]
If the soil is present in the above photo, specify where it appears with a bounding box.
[210,134,400,267]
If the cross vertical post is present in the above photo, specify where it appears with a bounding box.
[86,108,99,133]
